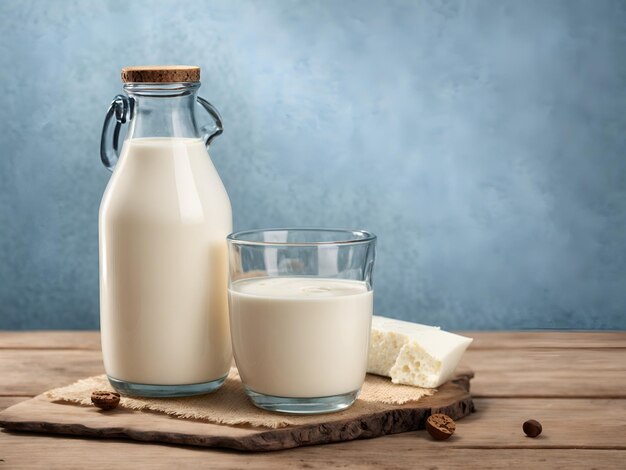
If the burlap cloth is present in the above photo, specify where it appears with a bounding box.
[45,368,434,429]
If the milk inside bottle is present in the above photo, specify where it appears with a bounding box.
[98,66,232,397]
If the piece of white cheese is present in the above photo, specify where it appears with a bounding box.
[367,315,472,388]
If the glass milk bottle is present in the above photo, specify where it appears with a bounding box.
[98,66,232,397]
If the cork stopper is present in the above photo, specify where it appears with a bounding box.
[121,65,200,83]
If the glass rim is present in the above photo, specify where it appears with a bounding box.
[227,227,377,247]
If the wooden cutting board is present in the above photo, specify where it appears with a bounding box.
[0,371,474,452]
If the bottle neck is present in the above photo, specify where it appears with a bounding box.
[124,82,201,140]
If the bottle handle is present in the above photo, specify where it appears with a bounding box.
[100,95,134,172]
[197,96,223,148]
[99,95,221,170]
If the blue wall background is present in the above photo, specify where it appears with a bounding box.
[1,0,625,330]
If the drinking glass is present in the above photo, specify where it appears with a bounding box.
[227,228,376,414]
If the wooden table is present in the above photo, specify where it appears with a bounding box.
[1,331,625,469]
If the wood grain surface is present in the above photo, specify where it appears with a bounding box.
[3,347,625,398]
[1,331,625,468]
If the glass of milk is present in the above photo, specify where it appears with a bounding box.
[227,228,376,414]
